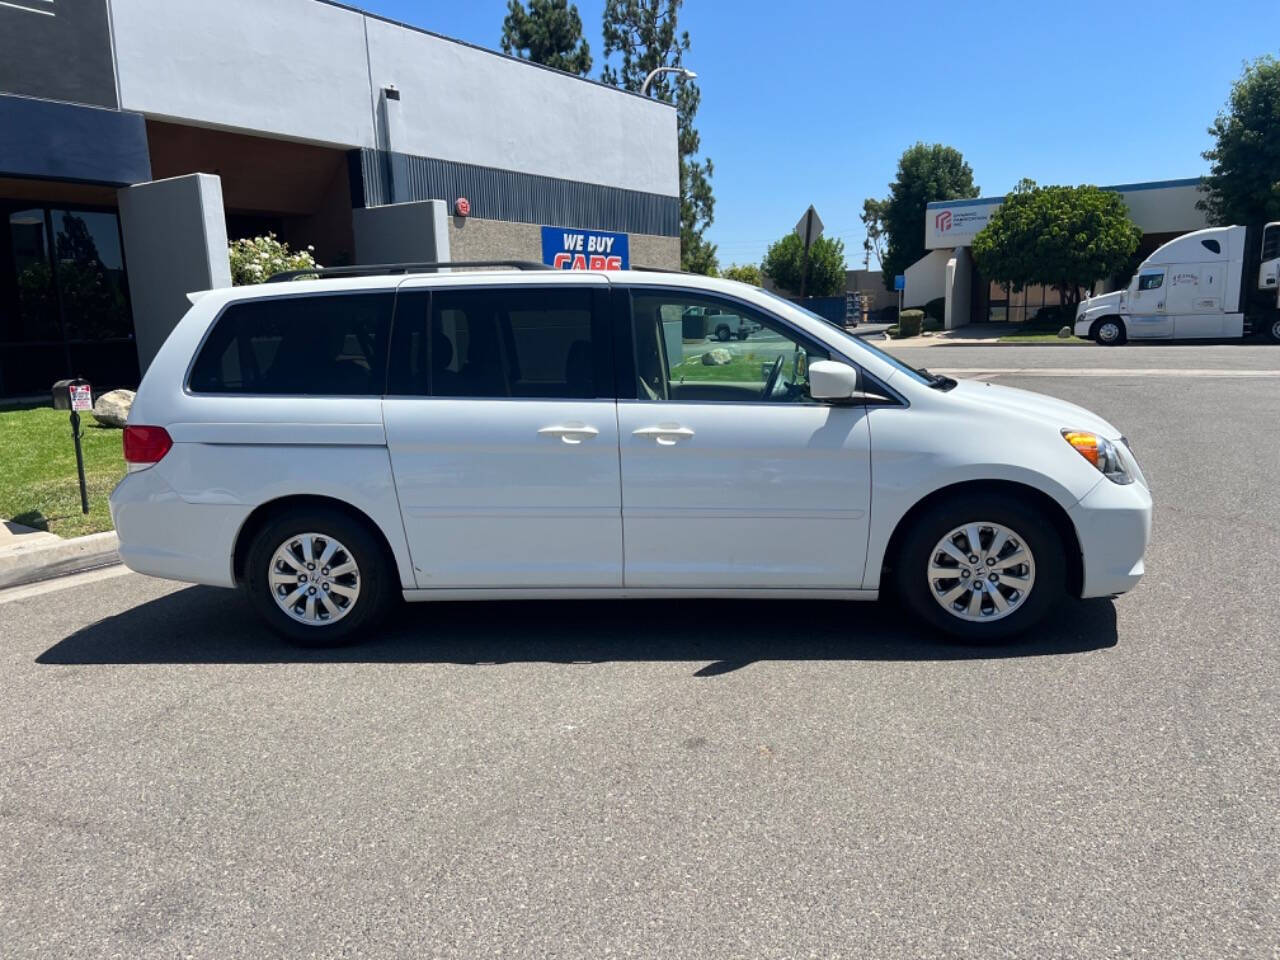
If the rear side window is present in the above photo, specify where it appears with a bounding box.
[387,287,609,398]
[189,293,393,395]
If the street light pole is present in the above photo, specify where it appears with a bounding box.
[640,66,698,96]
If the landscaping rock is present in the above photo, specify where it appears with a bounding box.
[91,389,135,428]
[1058,326,1073,339]
[701,348,733,366]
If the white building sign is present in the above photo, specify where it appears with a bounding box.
[925,198,1003,249]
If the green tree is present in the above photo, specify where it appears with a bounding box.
[761,233,846,297]
[721,263,762,286]
[871,143,978,291]
[1199,55,1280,225]
[972,179,1141,312]
[601,0,715,274]
[500,0,592,76]
[860,197,886,269]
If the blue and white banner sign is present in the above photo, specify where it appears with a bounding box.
[541,226,629,270]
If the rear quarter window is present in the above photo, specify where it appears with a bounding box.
[188,292,393,395]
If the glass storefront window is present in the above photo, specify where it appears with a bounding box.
[1,204,137,397]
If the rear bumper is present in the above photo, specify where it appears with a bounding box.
[109,467,250,588]
[1068,478,1152,598]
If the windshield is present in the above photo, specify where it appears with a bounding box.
[756,290,934,386]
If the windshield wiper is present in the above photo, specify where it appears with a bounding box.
[916,367,958,391]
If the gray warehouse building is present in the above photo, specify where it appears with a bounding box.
[0,0,680,397]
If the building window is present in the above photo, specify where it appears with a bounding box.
[1,205,136,397]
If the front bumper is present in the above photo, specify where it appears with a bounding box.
[1068,477,1152,597]
[1073,316,1093,337]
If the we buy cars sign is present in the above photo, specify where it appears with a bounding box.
[541,226,629,270]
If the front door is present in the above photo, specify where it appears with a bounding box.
[1128,269,1172,338]
[382,281,622,588]
[618,289,871,589]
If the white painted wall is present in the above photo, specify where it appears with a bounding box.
[363,19,677,196]
[904,249,950,307]
[107,0,678,197]
[944,246,972,329]
[111,0,376,149]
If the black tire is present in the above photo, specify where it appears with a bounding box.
[892,493,1067,643]
[737,329,749,340]
[1090,316,1127,346]
[244,506,395,646]
[1266,315,1280,344]
[715,325,731,342]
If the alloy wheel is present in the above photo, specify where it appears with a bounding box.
[927,522,1036,623]
[268,532,361,626]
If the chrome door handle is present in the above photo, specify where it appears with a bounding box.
[537,424,599,445]
[633,425,695,446]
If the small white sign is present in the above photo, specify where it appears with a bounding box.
[69,383,92,412]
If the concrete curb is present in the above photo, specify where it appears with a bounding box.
[0,531,120,590]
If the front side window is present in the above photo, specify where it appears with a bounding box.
[630,291,828,404]
[189,293,392,395]
[1137,272,1164,291]
[386,286,607,399]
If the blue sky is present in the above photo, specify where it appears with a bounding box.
[360,0,1276,269]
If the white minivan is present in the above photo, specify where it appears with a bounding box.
[111,265,1152,645]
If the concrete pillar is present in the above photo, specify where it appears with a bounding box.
[944,246,973,329]
[117,173,231,373]
[352,200,451,267]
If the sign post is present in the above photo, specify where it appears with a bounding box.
[794,205,824,300]
[67,380,92,516]
[894,274,906,329]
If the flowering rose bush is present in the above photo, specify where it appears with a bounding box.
[228,233,320,285]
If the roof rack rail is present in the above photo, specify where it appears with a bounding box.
[629,264,692,274]
[265,260,553,283]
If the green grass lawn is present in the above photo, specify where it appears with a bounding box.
[0,405,126,538]
[671,352,778,383]
[997,328,1082,343]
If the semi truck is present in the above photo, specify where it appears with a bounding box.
[1074,222,1280,344]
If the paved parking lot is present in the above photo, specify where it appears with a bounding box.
[2,344,1277,958]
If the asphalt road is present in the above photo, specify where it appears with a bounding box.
[2,343,1277,958]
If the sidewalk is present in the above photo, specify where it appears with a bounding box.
[0,520,120,590]
[887,323,1085,347]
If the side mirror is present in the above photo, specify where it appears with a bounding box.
[808,360,860,401]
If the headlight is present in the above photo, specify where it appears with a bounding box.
[1062,430,1134,484]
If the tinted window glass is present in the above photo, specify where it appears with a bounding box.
[189,293,392,395]
[388,287,605,399]
[1200,239,1221,255]
[1137,273,1163,291]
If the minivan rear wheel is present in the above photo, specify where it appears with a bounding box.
[245,507,393,646]
[893,494,1066,643]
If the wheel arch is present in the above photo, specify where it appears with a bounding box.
[877,479,1084,598]
[232,494,408,589]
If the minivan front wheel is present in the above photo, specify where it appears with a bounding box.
[894,495,1065,642]
[245,507,393,645]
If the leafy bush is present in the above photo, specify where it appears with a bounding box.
[229,233,320,285]
[893,309,924,338]
[923,297,946,322]
[1030,304,1075,329]
[922,315,944,332]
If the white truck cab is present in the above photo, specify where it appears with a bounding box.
[1075,222,1280,344]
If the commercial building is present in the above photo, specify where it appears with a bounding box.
[906,178,1208,328]
[0,0,679,397]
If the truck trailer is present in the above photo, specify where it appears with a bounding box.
[1074,222,1280,344]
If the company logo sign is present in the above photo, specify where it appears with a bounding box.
[541,226,629,270]
[934,210,953,232]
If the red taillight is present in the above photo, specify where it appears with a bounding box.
[123,425,173,465]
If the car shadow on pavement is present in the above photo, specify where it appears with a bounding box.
[37,585,1118,673]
